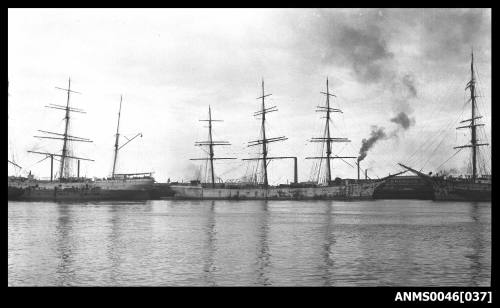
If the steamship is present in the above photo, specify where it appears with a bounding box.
[170,79,402,200]
[8,79,154,201]
[399,52,491,201]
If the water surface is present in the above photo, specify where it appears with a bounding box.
[8,199,491,286]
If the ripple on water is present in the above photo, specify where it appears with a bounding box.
[8,199,490,286]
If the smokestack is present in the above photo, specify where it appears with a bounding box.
[357,161,360,181]
[77,160,80,178]
[365,169,368,180]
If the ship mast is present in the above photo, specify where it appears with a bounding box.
[59,78,73,178]
[208,106,216,185]
[325,78,333,181]
[191,105,236,188]
[454,50,488,183]
[112,95,122,178]
[307,78,355,184]
[28,78,94,180]
[245,79,287,187]
[260,81,268,186]
[109,95,144,179]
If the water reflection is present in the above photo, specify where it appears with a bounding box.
[107,203,124,284]
[467,202,487,286]
[55,203,76,285]
[320,201,334,286]
[255,201,271,285]
[8,200,491,286]
[203,201,217,286]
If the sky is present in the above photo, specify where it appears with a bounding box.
[8,8,491,184]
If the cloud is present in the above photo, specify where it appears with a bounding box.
[420,9,489,62]
[291,9,396,84]
[335,24,394,83]
[390,112,415,130]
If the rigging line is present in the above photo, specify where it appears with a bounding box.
[421,64,486,170]
[399,97,446,161]
[472,61,490,131]
[436,148,464,171]
[474,60,490,100]
[205,152,210,183]
[405,99,468,166]
[402,73,462,162]
[405,100,464,166]
[415,121,456,170]
[338,157,355,169]
[420,128,455,171]
[218,161,244,177]
[318,119,329,183]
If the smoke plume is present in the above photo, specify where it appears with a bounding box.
[390,111,415,130]
[401,73,417,98]
[358,126,387,162]
[286,8,489,167]
[293,10,421,118]
[358,111,415,162]
[336,24,394,84]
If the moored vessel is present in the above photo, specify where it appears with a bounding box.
[170,78,398,200]
[8,79,154,201]
[399,51,491,201]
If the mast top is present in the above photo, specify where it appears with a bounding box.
[471,48,475,79]
[257,78,272,100]
[321,77,336,97]
[55,77,81,94]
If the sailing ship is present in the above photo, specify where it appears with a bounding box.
[170,79,400,200]
[7,78,154,201]
[399,52,491,201]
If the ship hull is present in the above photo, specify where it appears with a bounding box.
[169,182,381,200]
[8,178,154,201]
[432,181,491,201]
[8,186,24,200]
[12,188,151,201]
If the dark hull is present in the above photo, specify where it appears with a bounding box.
[431,180,491,202]
[373,189,434,200]
[149,183,175,199]
[9,187,151,201]
[434,188,491,201]
[373,177,434,200]
[8,186,24,200]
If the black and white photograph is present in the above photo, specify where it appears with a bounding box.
[8,8,491,291]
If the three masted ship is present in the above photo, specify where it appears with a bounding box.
[399,51,491,201]
[170,78,400,200]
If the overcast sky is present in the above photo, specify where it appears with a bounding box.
[8,8,491,183]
